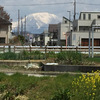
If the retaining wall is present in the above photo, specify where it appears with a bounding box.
[43,65,100,72]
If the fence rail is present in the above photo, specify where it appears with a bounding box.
[0,46,100,53]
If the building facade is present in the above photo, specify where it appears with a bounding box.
[72,12,100,46]
[0,18,12,44]
[48,24,58,46]
[0,6,12,44]
[58,17,72,46]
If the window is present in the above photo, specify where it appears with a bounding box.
[83,14,86,20]
[88,14,91,20]
[97,15,100,19]
[65,20,67,23]
[0,38,5,43]
[79,26,90,31]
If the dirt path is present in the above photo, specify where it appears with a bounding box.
[0,68,95,76]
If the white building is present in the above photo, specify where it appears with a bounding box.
[72,12,100,46]
[0,17,12,44]
[42,30,49,46]
[58,17,72,46]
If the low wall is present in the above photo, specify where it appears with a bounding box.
[0,60,45,67]
[43,65,100,72]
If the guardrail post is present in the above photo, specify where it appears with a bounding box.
[8,45,11,52]
[3,46,5,53]
[76,46,78,52]
[60,45,62,52]
[30,45,31,53]
[14,46,15,53]
[45,45,47,59]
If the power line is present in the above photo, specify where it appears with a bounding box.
[1,2,100,7]
[77,2,100,6]
[2,2,73,6]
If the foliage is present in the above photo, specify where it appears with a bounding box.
[10,35,25,45]
[72,70,100,100]
[0,73,39,99]
[1,52,17,60]
[1,50,99,65]
[0,72,75,100]
[19,50,29,60]
[18,35,25,45]
[86,57,100,63]
[1,71,100,100]
[56,51,82,65]
[31,51,45,60]
[9,36,19,44]
[51,88,71,100]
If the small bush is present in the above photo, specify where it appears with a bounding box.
[2,52,17,60]
[51,88,71,100]
[56,51,82,65]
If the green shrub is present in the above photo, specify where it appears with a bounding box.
[51,88,71,100]
[20,50,29,60]
[0,73,7,81]
[47,51,56,58]
[0,84,7,93]
[2,52,17,60]
[56,51,82,65]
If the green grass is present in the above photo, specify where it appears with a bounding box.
[0,72,77,100]
[1,72,100,100]
[86,57,100,63]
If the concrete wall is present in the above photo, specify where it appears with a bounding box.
[57,22,72,45]
[72,32,100,46]
[80,12,100,20]
[43,65,100,73]
[0,25,12,43]
[77,20,92,31]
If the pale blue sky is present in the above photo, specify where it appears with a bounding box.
[1,0,100,21]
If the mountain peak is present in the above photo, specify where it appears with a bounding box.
[12,12,61,33]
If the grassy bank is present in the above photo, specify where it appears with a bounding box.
[0,72,78,100]
[0,51,100,65]
[1,71,100,100]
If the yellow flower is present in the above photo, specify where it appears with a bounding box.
[93,85,96,88]
[92,93,95,95]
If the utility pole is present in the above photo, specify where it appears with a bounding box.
[74,0,76,20]
[21,17,23,36]
[89,28,91,58]
[92,27,94,58]
[67,11,71,46]
[18,9,20,35]
[67,11,71,31]
[24,15,26,38]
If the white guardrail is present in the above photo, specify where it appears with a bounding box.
[0,46,100,53]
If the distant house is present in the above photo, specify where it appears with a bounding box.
[40,30,49,46]
[72,12,100,46]
[0,6,12,44]
[48,24,58,46]
[58,17,72,46]
[33,34,41,46]
[0,18,12,44]
[45,17,73,46]
[32,12,100,47]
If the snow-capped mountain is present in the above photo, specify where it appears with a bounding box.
[12,12,61,33]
